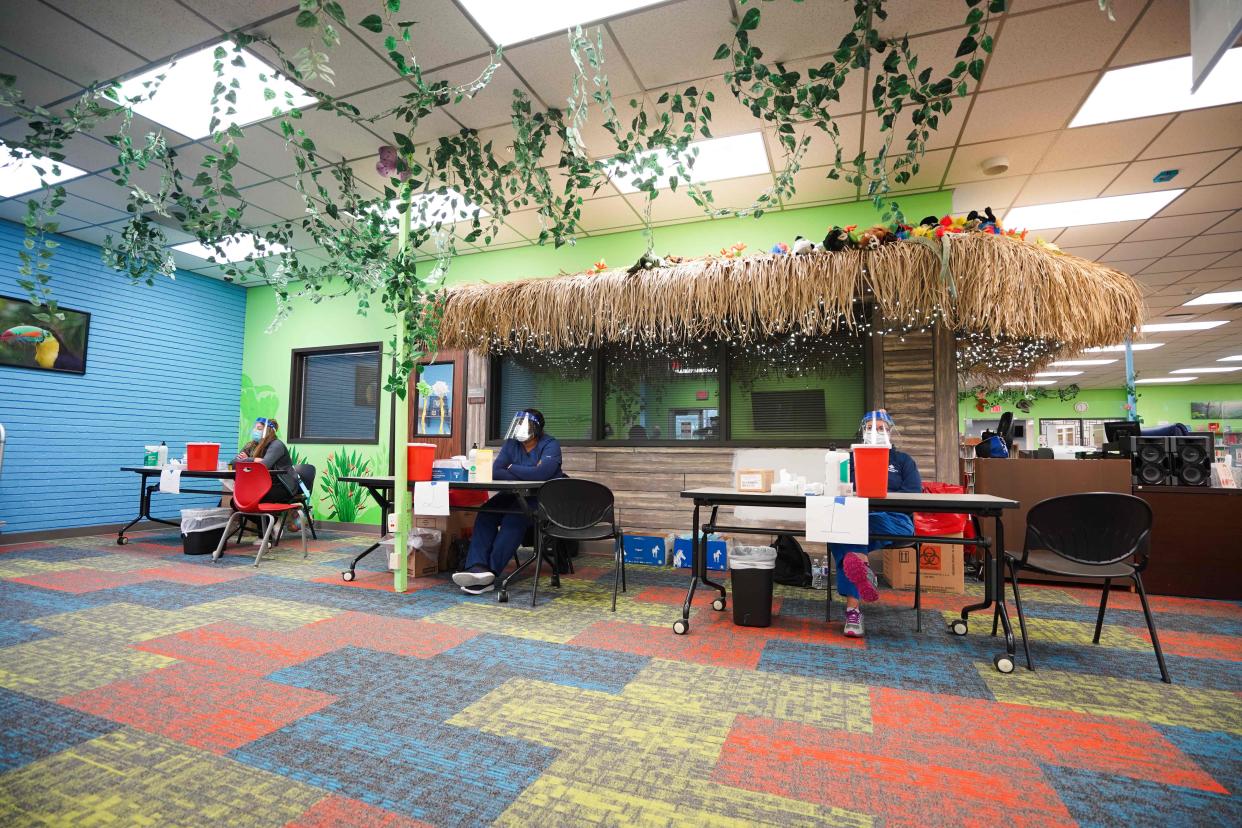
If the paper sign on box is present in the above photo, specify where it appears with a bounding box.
[805,496,868,545]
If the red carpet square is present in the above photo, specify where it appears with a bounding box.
[311,571,445,592]
[60,661,336,753]
[291,613,478,659]
[137,564,256,585]
[11,568,156,593]
[135,622,336,675]
[287,795,436,828]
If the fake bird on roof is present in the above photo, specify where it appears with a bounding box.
[1,325,59,369]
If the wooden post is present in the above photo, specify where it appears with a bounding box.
[932,321,959,483]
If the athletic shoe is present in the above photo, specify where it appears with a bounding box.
[842,552,879,602]
[452,565,495,587]
[844,607,864,638]
[460,582,494,595]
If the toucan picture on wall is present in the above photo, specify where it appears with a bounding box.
[0,294,89,375]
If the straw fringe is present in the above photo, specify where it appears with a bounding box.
[437,233,1143,355]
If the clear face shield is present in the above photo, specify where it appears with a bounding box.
[503,410,542,443]
[859,411,894,446]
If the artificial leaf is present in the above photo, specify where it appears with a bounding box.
[359,14,384,33]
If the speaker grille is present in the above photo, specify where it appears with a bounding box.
[1138,464,1166,485]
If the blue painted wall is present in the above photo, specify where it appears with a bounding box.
[0,220,246,535]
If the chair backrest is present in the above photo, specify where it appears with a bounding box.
[1034,447,1054,459]
[1024,492,1152,567]
[293,463,316,496]
[233,461,273,511]
[536,478,615,531]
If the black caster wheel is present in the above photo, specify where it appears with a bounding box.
[117,536,129,545]
[993,654,1015,674]
[711,597,726,612]
[673,619,689,635]
[949,619,968,636]
[341,571,355,582]
[497,590,509,603]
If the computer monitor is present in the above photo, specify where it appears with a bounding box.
[1104,421,1141,455]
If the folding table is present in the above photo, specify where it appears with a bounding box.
[117,466,234,545]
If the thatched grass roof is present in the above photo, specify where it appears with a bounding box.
[437,233,1144,371]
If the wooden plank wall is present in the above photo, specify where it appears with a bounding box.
[880,333,938,477]
[465,350,488,450]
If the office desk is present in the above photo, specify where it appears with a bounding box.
[118,466,234,545]
[677,488,1022,673]
[340,477,549,603]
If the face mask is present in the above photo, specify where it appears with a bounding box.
[513,423,531,442]
[251,424,266,441]
[862,423,891,446]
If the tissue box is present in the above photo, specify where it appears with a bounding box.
[736,469,774,492]
[431,466,468,481]
[622,535,666,566]
[672,537,728,570]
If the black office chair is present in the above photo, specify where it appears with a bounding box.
[1003,492,1170,683]
[1034,448,1054,459]
[532,479,625,610]
[292,463,318,540]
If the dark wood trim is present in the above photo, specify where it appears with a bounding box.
[932,321,958,483]
[865,308,885,411]
[288,341,383,444]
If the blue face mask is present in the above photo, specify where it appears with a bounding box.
[250,426,265,441]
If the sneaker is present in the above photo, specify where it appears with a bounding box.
[842,552,879,603]
[452,565,495,587]
[844,607,865,638]
[460,582,494,595]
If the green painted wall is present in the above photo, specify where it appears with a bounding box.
[241,192,952,524]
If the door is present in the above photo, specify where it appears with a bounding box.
[409,350,467,460]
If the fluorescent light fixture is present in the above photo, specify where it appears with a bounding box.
[1003,380,1055,386]
[372,189,488,229]
[0,143,88,197]
[1085,343,1164,352]
[1071,47,1242,127]
[1034,371,1083,377]
[607,132,770,194]
[460,0,664,44]
[1003,190,1183,231]
[1140,320,1228,333]
[1134,377,1197,384]
[116,42,313,139]
[1171,367,1241,374]
[173,233,288,263]
[1051,359,1117,366]
[1183,291,1242,306]
[1219,355,1242,362]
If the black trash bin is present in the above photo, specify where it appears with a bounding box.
[730,545,778,627]
[180,508,232,556]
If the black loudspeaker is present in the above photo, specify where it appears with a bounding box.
[1131,436,1172,485]
[1171,435,1212,487]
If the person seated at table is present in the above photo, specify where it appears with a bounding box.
[452,409,564,595]
[830,409,922,638]
[234,417,301,506]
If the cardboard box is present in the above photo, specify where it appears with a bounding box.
[671,537,728,571]
[881,531,964,594]
[736,468,774,492]
[622,534,666,566]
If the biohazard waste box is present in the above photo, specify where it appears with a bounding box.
[881,534,965,594]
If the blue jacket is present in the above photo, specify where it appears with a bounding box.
[849,447,922,494]
[492,434,566,481]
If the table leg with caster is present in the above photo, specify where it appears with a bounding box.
[990,515,1017,672]
[675,503,702,634]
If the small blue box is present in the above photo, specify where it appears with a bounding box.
[622,534,666,566]
[431,466,468,482]
[672,537,728,571]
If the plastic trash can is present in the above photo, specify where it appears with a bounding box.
[180,507,232,555]
[730,544,778,627]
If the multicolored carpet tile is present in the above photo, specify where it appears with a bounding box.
[0,527,1238,827]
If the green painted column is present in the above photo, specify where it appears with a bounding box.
[392,195,412,593]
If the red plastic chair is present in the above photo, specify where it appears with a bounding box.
[212,461,307,566]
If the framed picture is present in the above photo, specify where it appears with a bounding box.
[415,361,455,436]
[0,294,90,374]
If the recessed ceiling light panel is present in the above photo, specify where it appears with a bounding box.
[1134,377,1197,384]
[116,43,314,139]
[1219,355,1242,362]
[173,233,288,263]
[1034,371,1083,377]
[1141,320,1228,333]
[1003,190,1183,231]
[1170,367,1242,374]
[460,0,664,44]
[1085,343,1165,352]
[1051,359,1118,366]
[1183,291,1242,306]
[607,132,770,194]
[0,143,89,197]
[1003,380,1055,386]
[1071,47,1242,127]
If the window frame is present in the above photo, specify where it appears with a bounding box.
[288,342,383,444]
[486,336,868,448]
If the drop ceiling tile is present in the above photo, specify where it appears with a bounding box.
[885,149,952,191]
[171,142,269,188]
[1036,116,1171,172]
[1128,212,1234,241]
[949,176,1028,212]
[342,0,489,72]
[249,11,399,97]
[0,3,143,87]
[1103,150,1235,197]
[747,0,858,62]
[47,0,220,63]
[1199,150,1242,186]
[700,174,780,212]
[227,125,301,178]
[349,83,463,148]
[1135,270,1192,286]
[1173,232,1242,257]
[1208,251,1242,269]
[576,194,641,232]
[187,0,297,32]
[779,55,866,115]
[0,51,81,108]
[506,28,640,108]
[960,74,1096,144]
[863,95,968,158]
[982,1,1136,90]
[782,165,859,206]
[426,58,535,129]
[237,180,308,220]
[1201,266,1242,283]
[1110,0,1190,67]
[1095,256,1157,274]
[0,120,125,175]
[503,210,551,241]
[59,221,128,247]
[56,193,130,226]
[1142,252,1230,273]
[62,174,140,211]
[1050,220,1144,247]
[1102,238,1189,261]
[1013,164,1126,206]
[646,78,761,139]
[945,132,1056,184]
[1206,211,1242,234]
[879,1,979,37]
[609,0,735,89]
[1140,104,1242,159]
[280,107,383,162]
[1058,244,1114,261]
[625,188,709,223]
[1158,182,1242,216]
